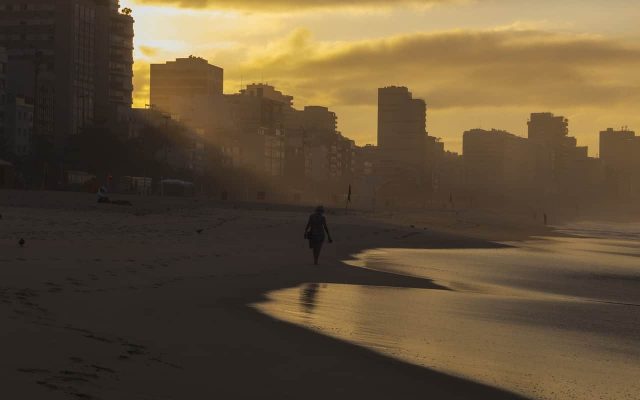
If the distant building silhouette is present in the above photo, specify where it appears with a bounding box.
[283,103,356,201]
[222,84,289,177]
[0,0,134,153]
[95,0,135,127]
[150,56,224,115]
[527,112,589,197]
[377,86,428,170]
[463,128,532,198]
[55,45,639,210]
[600,128,640,197]
[435,149,463,199]
[130,107,206,174]
[5,96,33,157]
[148,56,230,153]
[528,112,569,145]
[375,86,444,207]
[299,106,338,136]
[600,128,637,170]
[355,144,378,178]
[298,106,353,183]
[0,47,6,153]
[242,83,291,104]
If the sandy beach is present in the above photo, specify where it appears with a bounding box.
[0,189,564,399]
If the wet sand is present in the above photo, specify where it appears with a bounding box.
[257,230,640,400]
[0,190,552,399]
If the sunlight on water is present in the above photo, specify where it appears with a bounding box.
[254,224,640,400]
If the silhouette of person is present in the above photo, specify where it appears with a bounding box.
[543,213,548,225]
[97,185,110,203]
[304,206,333,265]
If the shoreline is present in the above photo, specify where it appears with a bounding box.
[0,190,542,399]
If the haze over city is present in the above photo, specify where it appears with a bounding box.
[122,0,640,153]
[0,1,639,400]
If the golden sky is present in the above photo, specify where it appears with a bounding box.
[121,0,640,154]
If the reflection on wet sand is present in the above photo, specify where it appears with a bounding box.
[254,233,640,400]
[300,283,320,314]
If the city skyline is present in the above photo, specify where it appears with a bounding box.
[122,0,640,154]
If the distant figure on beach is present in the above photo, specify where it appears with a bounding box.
[544,213,548,225]
[97,186,110,203]
[97,185,133,206]
[304,206,333,265]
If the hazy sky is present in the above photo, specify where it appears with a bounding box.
[121,0,640,154]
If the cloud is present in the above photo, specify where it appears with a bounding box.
[139,45,161,57]
[131,0,464,11]
[232,28,640,109]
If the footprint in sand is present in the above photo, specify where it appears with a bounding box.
[56,370,99,383]
[83,332,112,343]
[17,368,50,374]
[65,277,85,287]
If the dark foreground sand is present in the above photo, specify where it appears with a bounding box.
[0,190,547,399]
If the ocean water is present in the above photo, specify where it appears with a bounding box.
[254,222,640,400]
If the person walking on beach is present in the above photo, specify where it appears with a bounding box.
[304,206,333,265]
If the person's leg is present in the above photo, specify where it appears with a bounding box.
[312,242,323,265]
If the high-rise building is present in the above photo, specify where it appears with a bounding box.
[463,128,532,196]
[528,112,569,145]
[354,144,378,178]
[130,107,206,174]
[299,106,337,138]
[377,86,427,170]
[6,96,33,156]
[222,84,288,178]
[599,127,640,197]
[284,104,355,188]
[600,128,636,169]
[0,0,134,152]
[150,56,224,115]
[526,112,588,196]
[0,47,6,153]
[95,0,134,125]
[242,84,292,106]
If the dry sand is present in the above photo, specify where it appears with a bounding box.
[0,190,549,399]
